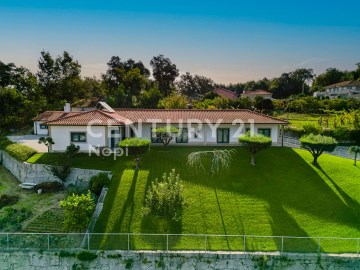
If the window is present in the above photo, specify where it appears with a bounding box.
[258,128,271,137]
[217,128,229,143]
[150,128,162,143]
[71,132,86,143]
[176,128,188,143]
[39,124,48,129]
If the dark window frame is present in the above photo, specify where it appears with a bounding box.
[39,124,48,129]
[258,128,271,137]
[176,128,188,143]
[70,132,87,143]
[217,128,230,144]
[150,128,162,143]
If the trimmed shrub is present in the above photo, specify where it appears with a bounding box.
[333,127,351,140]
[5,143,37,161]
[0,194,19,208]
[34,182,64,193]
[89,173,111,196]
[0,136,13,150]
[119,138,150,157]
[143,169,185,221]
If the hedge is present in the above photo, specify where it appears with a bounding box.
[4,143,37,162]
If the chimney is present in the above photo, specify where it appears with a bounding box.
[64,103,71,112]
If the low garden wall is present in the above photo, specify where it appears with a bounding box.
[0,150,111,187]
[0,250,359,270]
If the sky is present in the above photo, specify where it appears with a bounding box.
[0,0,359,84]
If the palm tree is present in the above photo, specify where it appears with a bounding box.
[349,146,360,166]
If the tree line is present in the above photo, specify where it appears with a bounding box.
[0,50,359,130]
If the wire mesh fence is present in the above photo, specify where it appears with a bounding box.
[1,233,359,254]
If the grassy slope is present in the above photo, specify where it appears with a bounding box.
[0,166,66,232]
[28,147,360,252]
[277,113,336,130]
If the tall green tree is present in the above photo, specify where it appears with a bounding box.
[150,54,179,96]
[177,72,214,96]
[37,51,83,108]
[158,93,188,109]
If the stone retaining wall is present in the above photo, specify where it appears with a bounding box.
[0,150,111,187]
[0,250,359,270]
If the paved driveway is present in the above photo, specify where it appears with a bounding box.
[7,135,48,153]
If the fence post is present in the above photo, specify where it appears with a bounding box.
[243,235,246,253]
[47,234,50,250]
[281,237,284,253]
[204,235,207,253]
[166,234,169,252]
[318,238,321,253]
[87,233,90,250]
[127,233,130,251]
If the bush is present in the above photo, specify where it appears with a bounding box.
[333,127,351,140]
[66,184,88,195]
[5,143,37,161]
[51,165,70,181]
[76,251,98,261]
[302,123,321,135]
[0,206,32,231]
[34,181,64,193]
[0,194,19,209]
[143,169,185,221]
[89,173,111,196]
[0,136,13,150]
[119,138,150,156]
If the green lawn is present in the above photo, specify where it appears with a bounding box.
[28,147,360,253]
[278,113,336,130]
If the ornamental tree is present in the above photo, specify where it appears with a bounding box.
[152,126,179,149]
[299,134,337,166]
[349,145,360,166]
[38,136,54,152]
[119,138,150,169]
[59,191,95,232]
[239,134,272,166]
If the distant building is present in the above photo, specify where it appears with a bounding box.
[313,80,360,100]
[213,88,237,100]
[241,89,273,100]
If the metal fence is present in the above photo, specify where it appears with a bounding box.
[283,137,359,160]
[1,233,359,254]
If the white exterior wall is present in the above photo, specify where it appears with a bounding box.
[136,123,280,146]
[50,126,106,152]
[34,121,49,135]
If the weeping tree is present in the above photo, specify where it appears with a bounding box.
[299,134,337,166]
[119,138,150,169]
[38,136,54,152]
[152,126,179,149]
[187,149,236,175]
[349,145,360,166]
[239,134,272,166]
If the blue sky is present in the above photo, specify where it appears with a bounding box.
[0,0,359,83]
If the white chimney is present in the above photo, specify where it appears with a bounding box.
[64,103,71,112]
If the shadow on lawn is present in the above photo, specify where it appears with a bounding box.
[185,147,360,235]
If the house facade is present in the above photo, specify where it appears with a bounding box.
[34,103,288,152]
[313,81,360,100]
[241,89,273,100]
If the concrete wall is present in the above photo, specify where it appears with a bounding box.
[0,250,359,270]
[0,150,111,187]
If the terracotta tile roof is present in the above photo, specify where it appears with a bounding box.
[213,88,237,100]
[33,111,81,121]
[46,110,132,126]
[325,80,360,89]
[114,109,288,124]
[242,89,272,95]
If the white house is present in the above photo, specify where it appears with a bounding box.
[313,80,360,100]
[34,102,288,152]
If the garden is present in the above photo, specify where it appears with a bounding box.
[28,144,360,253]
